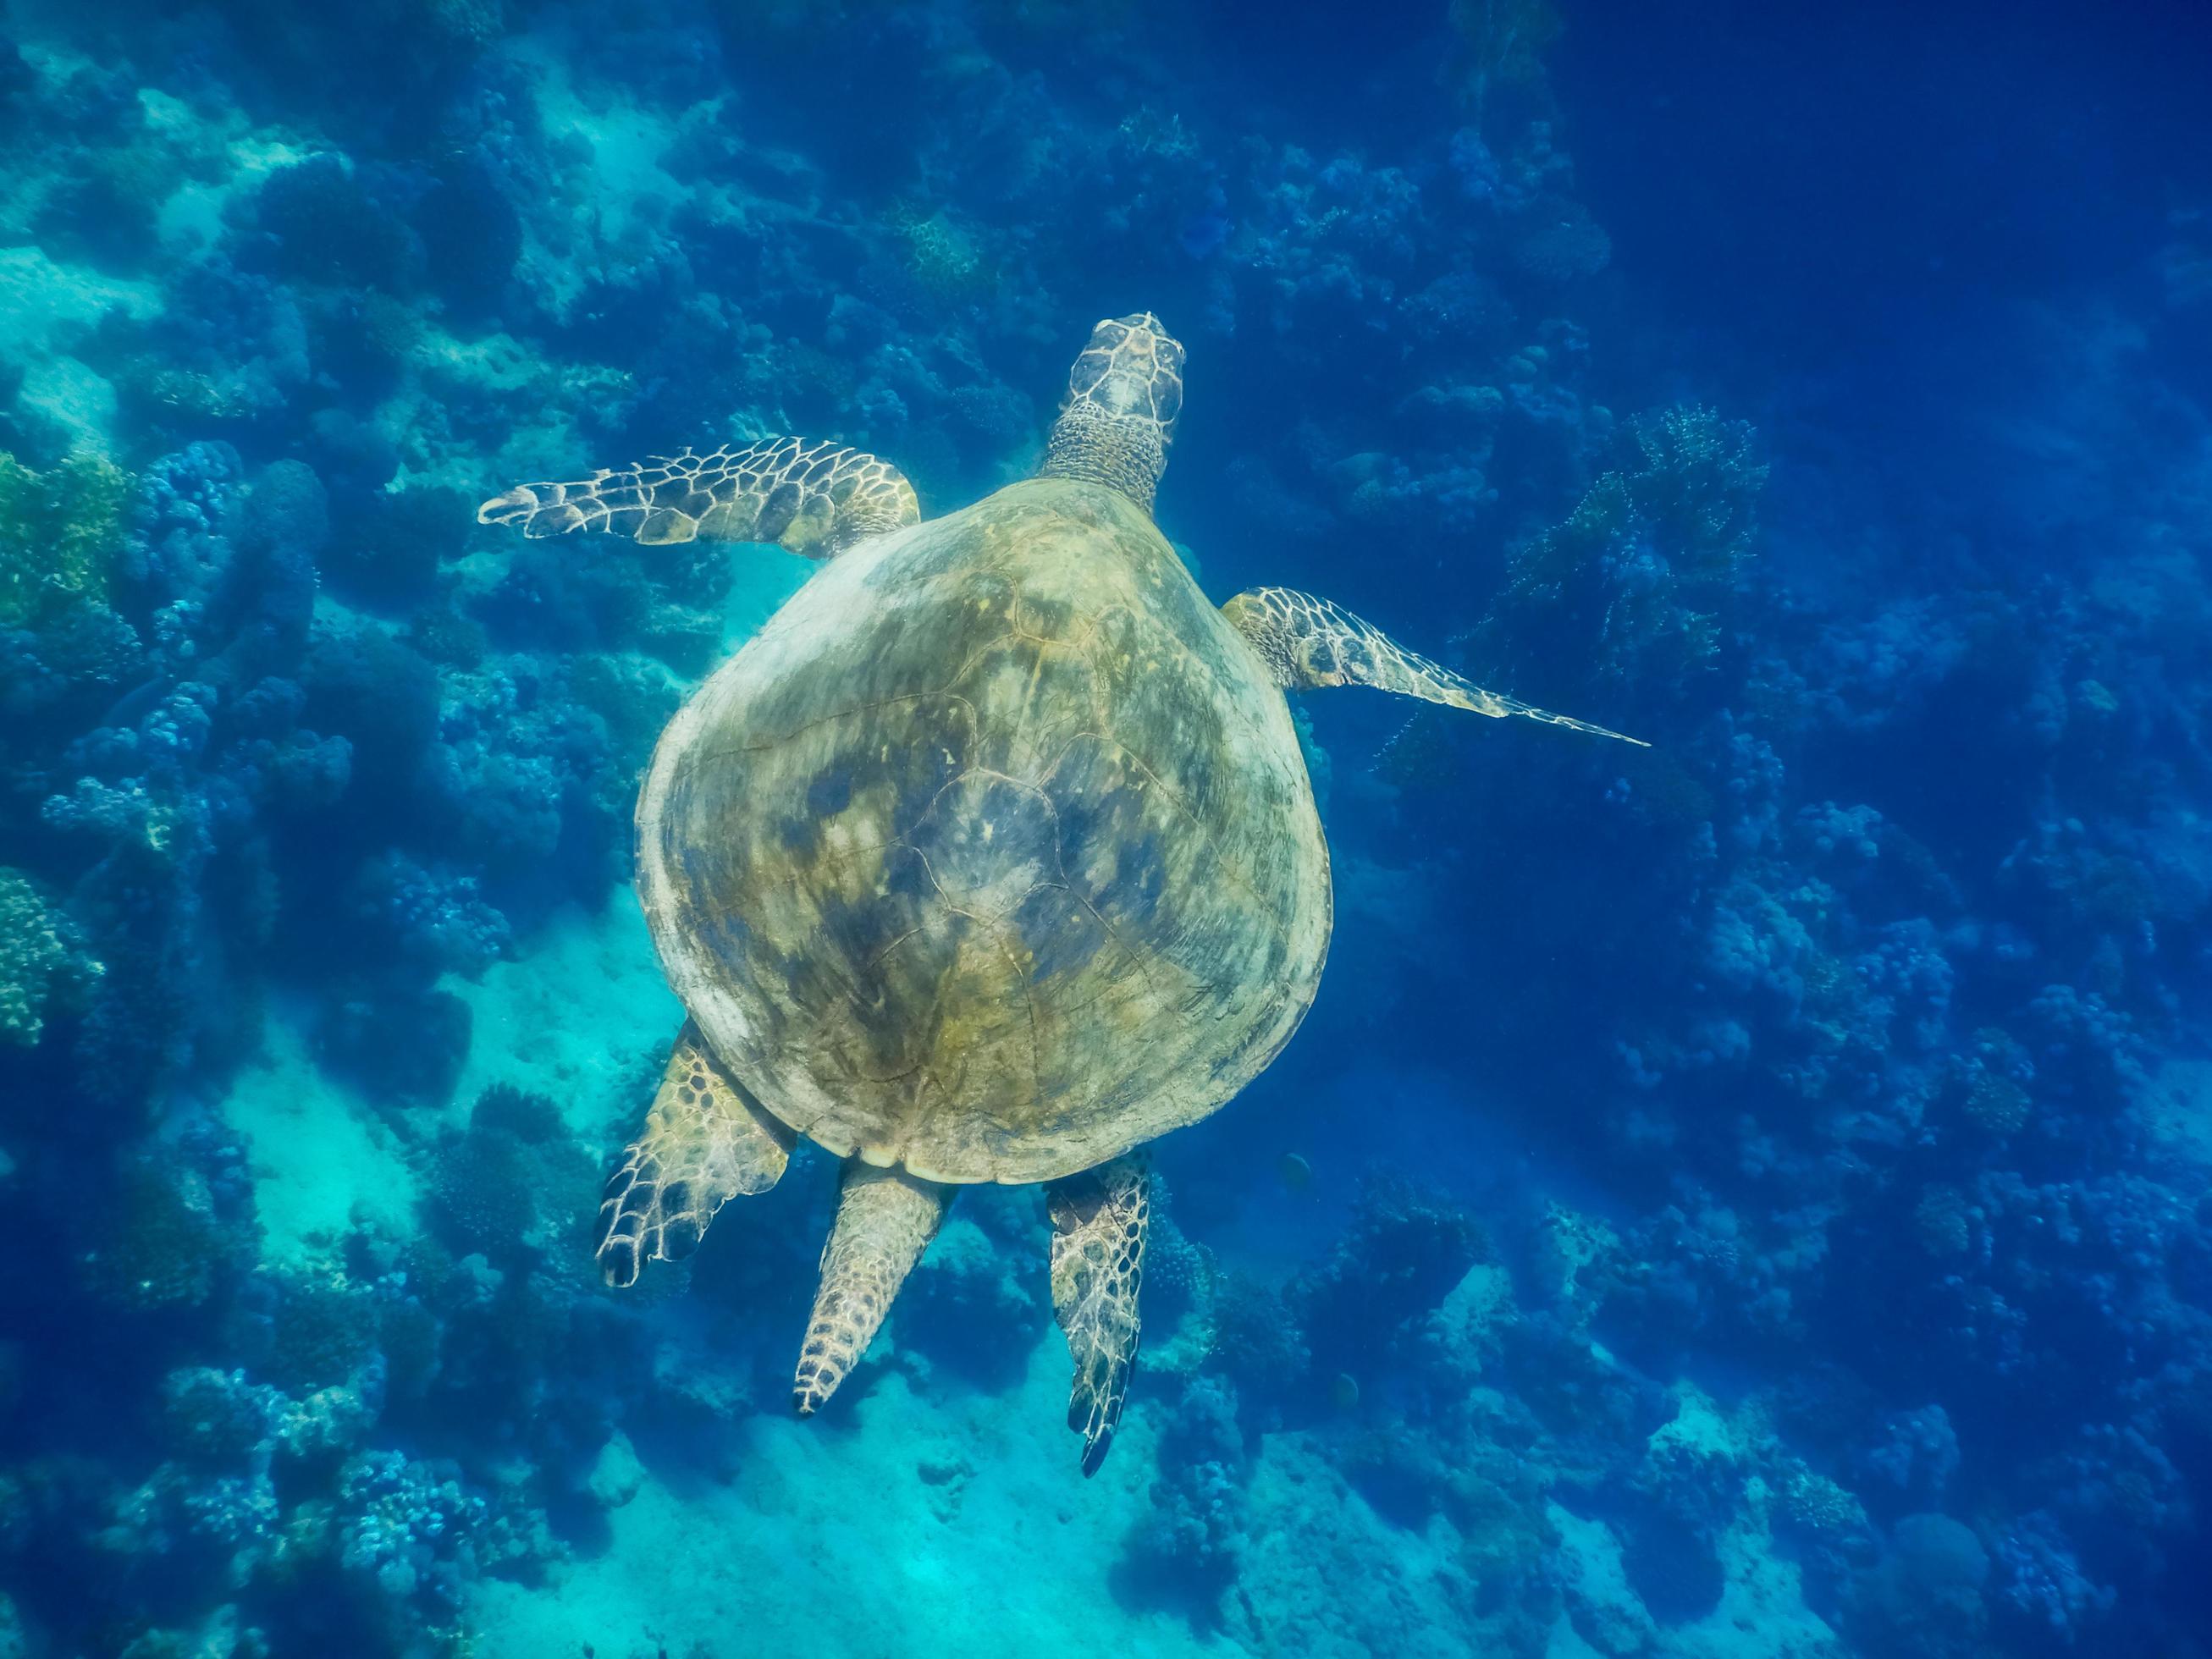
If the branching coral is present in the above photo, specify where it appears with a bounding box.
[0,868,102,1046]
[425,1085,597,1264]
[1288,1172,1488,1381]
[269,1275,383,1392]
[86,1162,244,1312]
[882,201,996,304]
[428,1127,539,1260]
[244,156,418,291]
[1779,1463,1873,1549]
[161,1366,282,1466]
[0,451,132,627]
[1117,1376,1248,1613]
[1465,403,1765,716]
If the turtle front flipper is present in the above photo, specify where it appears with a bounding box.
[477,437,918,557]
[597,1021,796,1288]
[1222,586,1647,746]
[1048,1156,1150,1476]
[793,1162,950,1415]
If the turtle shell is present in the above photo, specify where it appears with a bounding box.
[634,477,1331,1184]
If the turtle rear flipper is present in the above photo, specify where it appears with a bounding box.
[1222,586,1647,746]
[1048,1156,1150,1476]
[478,436,918,558]
[793,1163,949,1414]
[598,1021,796,1287]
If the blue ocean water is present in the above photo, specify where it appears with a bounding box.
[1,0,2208,1652]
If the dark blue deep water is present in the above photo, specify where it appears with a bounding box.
[2,0,2209,1653]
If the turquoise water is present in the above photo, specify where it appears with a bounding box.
[0,2,2208,1654]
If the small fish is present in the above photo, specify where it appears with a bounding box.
[1329,1372,1360,1411]
[101,675,170,731]
[1278,1150,1313,1191]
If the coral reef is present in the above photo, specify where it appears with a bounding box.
[0,450,130,626]
[0,1,2204,1655]
[0,867,101,1046]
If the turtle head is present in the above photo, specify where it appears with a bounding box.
[1037,312,1185,515]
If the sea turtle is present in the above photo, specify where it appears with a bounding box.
[477,314,1638,1473]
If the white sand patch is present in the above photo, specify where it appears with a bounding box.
[220,1013,419,1267]
[14,356,118,455]
[1547,1617,1611,1659]
[469,1337,1222,1659]
[445,895,682,1145]
[386,326,640,488]
[500,38,698,322]
[1663,1520,1841,1659]
[1227,1438,1477,1659]
[138,88,320,261]
[1650,1387,1840,1659]
[1551,1503,1656,1656]
[0,239,159,457]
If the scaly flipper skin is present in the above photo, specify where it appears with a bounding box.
[1048,1156,1150,1476]
[477,437,919,557]
[793,1163,949,1415]
[1222,586,1647,746]
[596,1021,796,1288]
